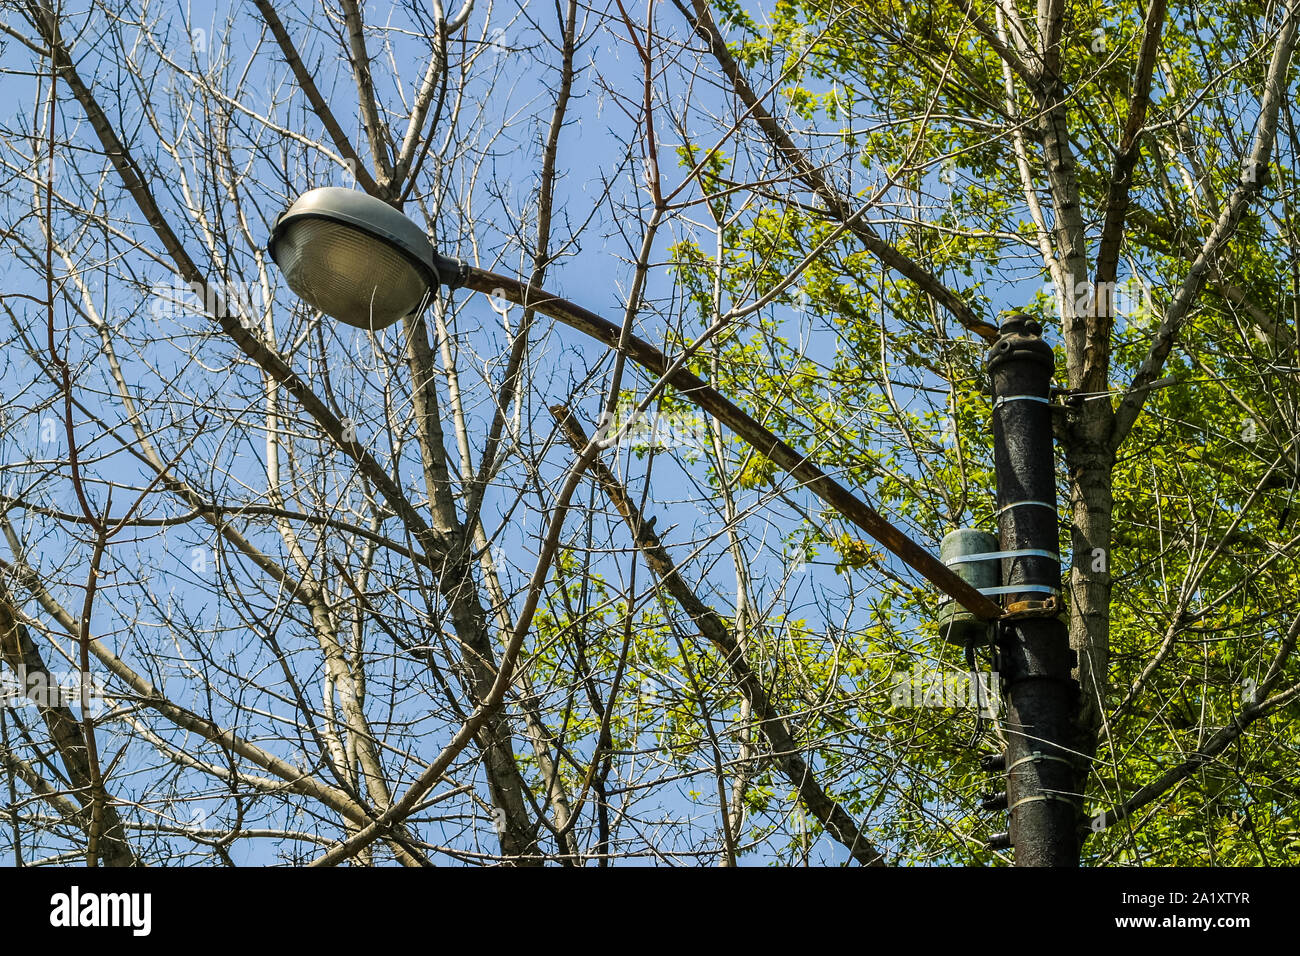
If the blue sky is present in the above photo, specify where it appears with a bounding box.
[0,0,1092,865]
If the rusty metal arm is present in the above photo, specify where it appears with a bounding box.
[460,267,1003,620]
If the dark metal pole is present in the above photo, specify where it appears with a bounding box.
[987,314,1082,866]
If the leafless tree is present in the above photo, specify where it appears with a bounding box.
[1,0,1296,868]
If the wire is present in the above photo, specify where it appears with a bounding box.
[965,639,985,749]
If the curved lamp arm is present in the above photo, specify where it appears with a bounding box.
[461,267,1003,621]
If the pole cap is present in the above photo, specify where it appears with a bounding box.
[986,311,1054,372]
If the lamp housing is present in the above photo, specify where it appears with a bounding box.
[268,186,466,329]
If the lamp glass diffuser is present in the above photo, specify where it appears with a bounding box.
[268,187,466,330]
[273,217,430,329]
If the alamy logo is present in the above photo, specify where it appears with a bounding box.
[150,277,264,326]
[593,398,709,457]
[1040,275,1152,320]
[1,666,107,714]
[49,886,151,936]
[890,666,1000,718]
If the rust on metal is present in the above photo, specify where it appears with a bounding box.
[465,268,1003,620]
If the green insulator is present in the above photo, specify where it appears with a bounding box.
[938,528,999,645]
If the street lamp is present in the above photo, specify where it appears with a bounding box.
[267,186,467,329]
[262,187,1086,867]
[265,187,1003,621]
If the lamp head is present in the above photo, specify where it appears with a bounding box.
[268,187,466,329]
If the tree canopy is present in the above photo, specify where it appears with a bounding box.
[0,0,1296,866]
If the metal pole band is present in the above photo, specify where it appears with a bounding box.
[976,584,1060,597]
[946,548,1060,565]
[994,394,1051,409]
[1009,793,1079,814]
[1007,751,1076,772]
[996,500,1056,515]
